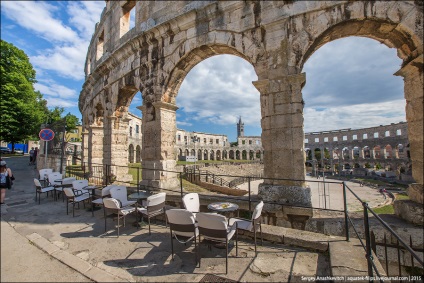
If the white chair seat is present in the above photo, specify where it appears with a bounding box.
[74,194,90,202]
[120,206,136,216]
[121,200,136,207]
[40,186,55,193]
[92,198,103,204]
[228,218,251,230]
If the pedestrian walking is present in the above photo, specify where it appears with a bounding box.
[29,147,35,165]
[33,147,38,165]
[0,160,14,205]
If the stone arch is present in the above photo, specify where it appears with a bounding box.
[210,150,215,161]
[136,145,141,163]
[128,144,134,163]
[203,149,208,161]
[216,150,221,161]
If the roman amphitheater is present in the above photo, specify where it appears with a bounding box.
[79,1,423,224]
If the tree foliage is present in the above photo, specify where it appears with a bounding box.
[0,40,47,145]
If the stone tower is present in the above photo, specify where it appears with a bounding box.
[237,116,244,137]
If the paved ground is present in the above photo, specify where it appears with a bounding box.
[1,156,331,282]
[238,177,387,211]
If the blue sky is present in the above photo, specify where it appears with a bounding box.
[1,1,405,142]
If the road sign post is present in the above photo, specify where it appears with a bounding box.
[39,129,55,168]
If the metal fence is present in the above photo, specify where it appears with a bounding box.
[65,161,423,279]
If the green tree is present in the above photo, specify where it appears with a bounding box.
[0,40,47,150]
[46,107,79,132]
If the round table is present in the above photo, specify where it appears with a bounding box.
[129,191,153,227]
[207,202,239,214]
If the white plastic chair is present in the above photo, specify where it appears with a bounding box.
[63,187,90,217]
[196,212,238,274]
[138,192,167,235]
[48,172,62,187]
[39,168,53,186]
[92,184,116,206]
[72,179,90,196]
[33,179,55,204]
[54,177,76,202]
[182,193,200,216]
[229,201,264,253]
[110,186,136,207]
[165,209,199,265]
[103,198,137,237]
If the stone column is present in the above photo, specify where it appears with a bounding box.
[255,74,311,208]
[394,55,423,225]
[359,148,365,159]
[393,148,399,159]
[349,149,354,160]
[88,124,104,172]
[140,101,179,191]
[81,129,89,165]
[382,148,387,159]
[106,115,132,183]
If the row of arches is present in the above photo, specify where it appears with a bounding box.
[177,148,264,161]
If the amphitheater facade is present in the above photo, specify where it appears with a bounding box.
[80,1,423,224]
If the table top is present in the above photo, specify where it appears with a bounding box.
[208,202,239,212]
[128,191,153,200]
[83,185,100,190]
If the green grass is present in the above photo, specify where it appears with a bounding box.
[372,205,394,214]
[128,163,142,186]
[395,194,409,200]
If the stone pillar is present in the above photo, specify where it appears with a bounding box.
[371,149,376,159]
[359,148,365,159]
[106,115,132,182]
[140,101,179,191]
[81,129,89,165]
[394,55,423,225]
[349,149,354,160]
[393,148,399,159]
[254,74,311,209]
[88,124,104,180]
[382,148,387,159]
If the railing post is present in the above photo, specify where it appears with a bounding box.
[363,202,374,280]
[343,182,350,241]
[248,176,252,217]
[179,172,183,202]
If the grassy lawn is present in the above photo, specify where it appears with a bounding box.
[372,193,410,215]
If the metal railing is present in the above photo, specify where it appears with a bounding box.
[65,161,423,279]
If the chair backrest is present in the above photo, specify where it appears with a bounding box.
[166,209,196,237]
[101,185,116,197]
[34,178,42,189]
[182,193,200,213]
[72,179,89,191]
[63,187,75,198]
[39,169,53,181]
[196,212,228,239]
[251,201,264,221]
[146,192,166,213]
[48,172,62,185]
[103,198,121,210]
[110,186,128,202]
[61,177,76,186]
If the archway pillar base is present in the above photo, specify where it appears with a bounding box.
[258,183,313,230]
[140,160,179,191]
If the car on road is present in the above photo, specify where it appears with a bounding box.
[14,149,24,154]
[0,146,11,154]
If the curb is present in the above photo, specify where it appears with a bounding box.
[26,233,130,283]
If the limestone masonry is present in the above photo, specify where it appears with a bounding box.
[80,1,423,224]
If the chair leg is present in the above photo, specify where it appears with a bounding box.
[66,200,69,215]
[38,192,41,205]
[104,208,107,233]
[117,213,120,237]
[72,202,75,217]
[148,216,151,235]
[254,229,257,254]
[198,236,201,268]
[226,240,228,274]
[236,229,238,256]
[170,233,174,260]
[260,223,263,246]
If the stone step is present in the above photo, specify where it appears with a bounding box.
[329,239,387,282]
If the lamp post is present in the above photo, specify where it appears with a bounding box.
[192,133,199,167]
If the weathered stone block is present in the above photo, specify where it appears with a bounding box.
[407,183,424,204]
[394,200,424,225]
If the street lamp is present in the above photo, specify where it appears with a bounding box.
[192,133,199,166]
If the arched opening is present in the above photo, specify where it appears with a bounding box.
[136,145,141,163]
[128,144,134,163]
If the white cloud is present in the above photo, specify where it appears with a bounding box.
[178,55,261,127]
[34,82,77,99]
[1,1,79,43]
[67,1,105,41]
[304,99,406,132]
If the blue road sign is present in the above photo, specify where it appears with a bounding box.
[39,128,55,141]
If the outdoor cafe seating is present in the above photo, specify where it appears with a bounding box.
[33,178,55,204]
[165,209,199,265]
[196,212,238,274]
[38,168,53,186]
[63,187,91,217]
[103,197,138,237]
[138,192,167,235]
